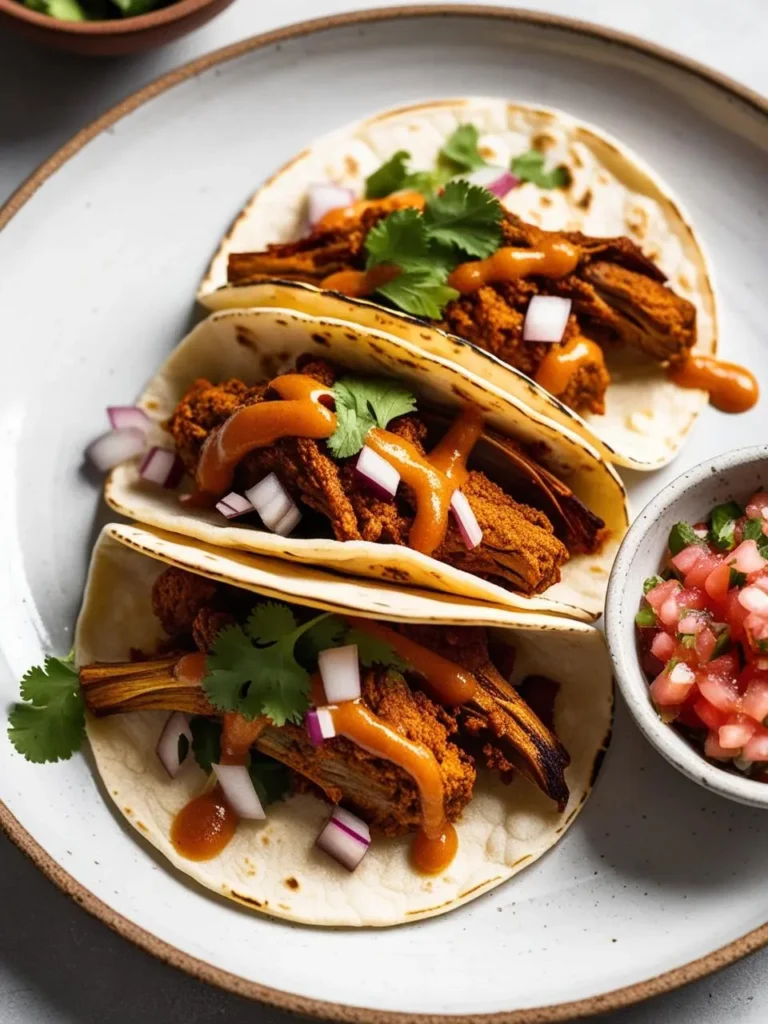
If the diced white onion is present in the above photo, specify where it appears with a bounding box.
[739,586,768,615]
[523,296,573,343]
[456,166,520,198]
[669,662,695,685]
[355,445,401,499]
[450,490,483,550]
[308,183,355,228]
[107,406,150,434]
[155,712,192,779]
[306,707,337,747]
[273,504,302,537]
[87,427,146,472]
[212,763,266,820]
[215,491,254,519]
[315,805,371,871]
[246,473,296,529]
[139,446,185,489]
[318,645,361,704]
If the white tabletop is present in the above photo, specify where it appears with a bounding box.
[1,1,766,1021]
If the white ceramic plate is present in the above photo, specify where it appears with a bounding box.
[1,8,768,1022]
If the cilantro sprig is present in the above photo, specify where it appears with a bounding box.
[364,124,485,201]
[510,150,571,189]
[189,716,290,804]
[328,375,417,459]
[7,654,85,764]
[203,602,408,724]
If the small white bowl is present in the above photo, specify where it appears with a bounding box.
[605,445,768,808]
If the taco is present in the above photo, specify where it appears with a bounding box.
[198,98,758,470]
[104,306,628,621]
[22,524,612,927]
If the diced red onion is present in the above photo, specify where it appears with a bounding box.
[216,491,254,519]
[306,707,337,747]
[459,165,520,198]
[523,296,572,343]
[730,539,766,574]
[246,473,297,531]
[273,504,302,537]
[107,406,150,434]
[450,490,483,550]
[308,183,355,228]
[212,763,266,820]
[739,586,768,615]
[316,805,371,871]
[139,446,185,489]
[355,445,401,500]
[719,721,756,750]
[669,662,695,686]
[87,427,146,472]
[318,644,361,704]
[156,712,192,778]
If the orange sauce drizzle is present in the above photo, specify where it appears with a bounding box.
[196,373,336,495]
[347,617,478,705]
[315,190,425,232]
[321,263,399,298]
[328,700,457,875]
[171,785,237,862]
[220,712,267,766]
[174,650,208,686]
[427,407,485,486]
[534,335,605,397]
[448,239,579,295]
[668,355,759,413]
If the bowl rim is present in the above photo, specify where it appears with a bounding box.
[0,0,221,35]
[606,444,768,808]
[3,5,768,1021]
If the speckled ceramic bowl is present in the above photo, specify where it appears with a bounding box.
[606,445,768,807]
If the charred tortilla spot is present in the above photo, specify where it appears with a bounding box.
[344,155,359,176]
[232,893,263,908]
[460,877,502,898]
[284,876,300,890]
[311,333,330,347]
[235,326,259,348]
[577,189,593,211]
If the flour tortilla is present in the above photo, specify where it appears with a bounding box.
[105,306,628,622]
[198,97,717,471]
[76,526,614,927]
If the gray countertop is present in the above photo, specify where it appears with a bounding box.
[2,1,767,1020]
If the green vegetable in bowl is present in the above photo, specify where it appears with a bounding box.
[22,0,173,20]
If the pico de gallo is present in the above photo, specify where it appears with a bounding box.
[636,490,768,777]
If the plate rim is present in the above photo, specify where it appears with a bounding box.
[2,5,768,1020]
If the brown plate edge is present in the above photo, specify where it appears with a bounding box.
[2,5,768,1021]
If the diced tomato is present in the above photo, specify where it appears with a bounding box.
[659,595,682,629]
[677,587,706,611]
[650,663,696,707]
[693,696,729,731]
[684,551,722,590]
[679,612,706,636]
[730,539,767,575]
[697,669,742,714]
[746,492,768,521]
[645,579,681,612]
[744,612,768,653]
[705,562,732,604]
[676,692,705,728]
[705,732,735,760]
[726,589,750,640]
[742,674,768,724]
[650,631,676,662]
[719,716,757,749]
[706,652,740,677]
[750,571,768,594]
[641,649,665,679]
[695,627,717,662]
[672,545,706,577]
[744,727,768,762]
[739,587,768,615]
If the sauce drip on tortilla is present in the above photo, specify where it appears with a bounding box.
[221,713,267,765]
[328,699,457,874]
[174,651,208,686]
[365,407,482,556]
[196,374,336,495]
[321,264,399,298]
[534,335,605,397]
[447,239,579,294]
[668,356,758,413]
[171,785,237,862]
[347,617,478,705]
[316,191,425,233]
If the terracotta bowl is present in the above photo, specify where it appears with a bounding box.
[0,0,235,55]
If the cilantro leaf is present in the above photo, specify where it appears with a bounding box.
[643,575,665,594]
[403,168,453,196]
[112,0,158,14]
[424,181,502,259]
[240,634,310,726]
[345,628,409,671]
[634,604,657,628]
[365,208,429,269]
[712,626,731,658]
[297,615,348,664]
[202,625,254,712]
[511,150,571,189]
[328,376,417,458]
[710,502,743,552]
[365,150,411,199]
[668,521,702,556]
[439,124,487,173]
[680,634,697,649]
[729,568,748,589]
[190,716,221,773]
[8,657,84,764]
[742,517,768,557]
[247,602,298,645]
[23,0,88,19]
[376,268,459,320]
[248,753,290,805]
